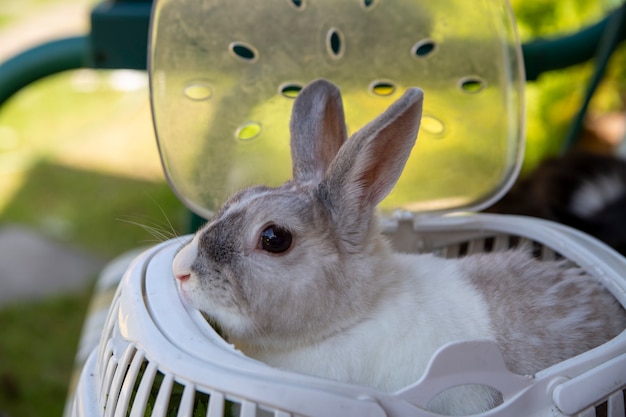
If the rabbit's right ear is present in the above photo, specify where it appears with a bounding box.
[290,79,348,183]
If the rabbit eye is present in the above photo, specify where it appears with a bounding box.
[259,225,293,254]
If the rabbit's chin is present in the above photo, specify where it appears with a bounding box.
[175,279,255,340]
[196,303,258,341]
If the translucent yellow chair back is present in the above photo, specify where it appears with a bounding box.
[150,0,524,219]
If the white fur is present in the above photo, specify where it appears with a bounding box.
[242,252,495,393]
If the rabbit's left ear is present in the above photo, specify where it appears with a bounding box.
[290,79,348,183]
[321,87,424,249]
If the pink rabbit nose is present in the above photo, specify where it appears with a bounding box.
[176,273,191,282]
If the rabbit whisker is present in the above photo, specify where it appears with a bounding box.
[117,216,178,243]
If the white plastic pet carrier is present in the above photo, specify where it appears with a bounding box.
[69,0,626,416]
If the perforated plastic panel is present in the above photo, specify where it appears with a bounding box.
[149,0,525,218]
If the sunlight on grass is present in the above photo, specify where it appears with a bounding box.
[0,67,179,253]
[0,172,26,213]
[0,70,162,183]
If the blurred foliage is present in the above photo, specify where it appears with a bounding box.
[512,0,615,40]
[510,0,626,173]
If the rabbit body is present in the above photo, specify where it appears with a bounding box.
[173,80,626,415]
[239,249,495,392]
[237,247,625,385]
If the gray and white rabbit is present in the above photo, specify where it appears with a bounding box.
[172,79,626,415]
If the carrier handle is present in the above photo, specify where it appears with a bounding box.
[552,352,626,415]
[394,340,534,409]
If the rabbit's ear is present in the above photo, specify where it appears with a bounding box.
[322,88,424,249]
[290,79,348,183]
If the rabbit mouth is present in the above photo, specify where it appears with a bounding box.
[175,280,192,303]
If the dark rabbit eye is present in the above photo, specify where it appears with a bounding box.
[259,225,293,254]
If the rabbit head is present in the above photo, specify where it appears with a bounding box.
[173,79,424,350]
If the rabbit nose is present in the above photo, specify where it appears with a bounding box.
[173,236,199,281]
[175,273,191,282]
[172,254,193,281]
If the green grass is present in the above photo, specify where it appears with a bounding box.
[0,69,188,416]
[0,289,92,417]
[0,5,187,415]
[2,160,188,257]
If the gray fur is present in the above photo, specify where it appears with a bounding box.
[463,249,626,376]
[290,80,347,183]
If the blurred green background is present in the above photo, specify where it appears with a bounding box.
[1,0,625,416]
[0,2,188,416]
[516,0,626,165]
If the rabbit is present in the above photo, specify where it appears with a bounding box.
[488,151,626,256]
[172,79,626,415]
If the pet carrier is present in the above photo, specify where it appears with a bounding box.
[68,0,626,416]
[69,215,626,417]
